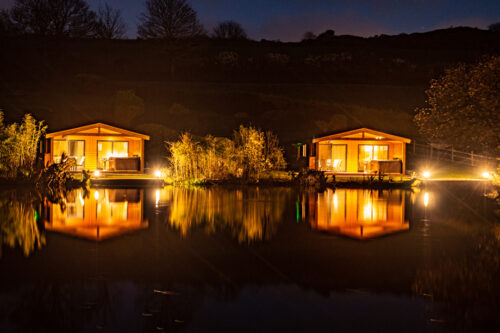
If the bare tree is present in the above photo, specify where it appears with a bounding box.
[94,3,126,39]
[10,0,96,38]
[212,20,247,40]
[137,0,204,39]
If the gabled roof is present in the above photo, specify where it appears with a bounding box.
[313,128,411,143]
[46,123,150,140]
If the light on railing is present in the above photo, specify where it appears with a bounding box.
[482,171,491,179]
[422,171,431,179]
[94,170,100,177]
[154,170,162,178]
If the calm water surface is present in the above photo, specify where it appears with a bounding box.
[0,183,498,332]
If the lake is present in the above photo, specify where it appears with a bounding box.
[0,183,498,332]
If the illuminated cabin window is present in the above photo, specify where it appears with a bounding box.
[358,145,388,172]
[53,140,85,170]
[97,141,129,170]
[317,144,347,172]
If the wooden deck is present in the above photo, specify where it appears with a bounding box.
[89,173,164,187]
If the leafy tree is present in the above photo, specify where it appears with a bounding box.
[212,20,247,40]
[488,22,500,32]
[137,0,204,39]
[94,3,126,39]
[414,56,500,154]
[10,0,96,38]
[112,90,145,128]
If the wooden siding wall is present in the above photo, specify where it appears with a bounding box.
[46,135,143,171]
[311,140,406,173]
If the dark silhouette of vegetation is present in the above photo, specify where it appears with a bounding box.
[0,26,499,163]
[9,0,96,38]
[212,20,247,40]
[137,0,204,39]
[112,90,145,128]
[414,56,500,155]
[167,125,286,182]
[94,3,126,39]
[489,22,500,32]
[302,31,316,41]
[37,152,90,197]
[317,29,335,41]
[0,9,18,36]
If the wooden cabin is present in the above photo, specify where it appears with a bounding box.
[44,123,150,173]
[309,128,411,175]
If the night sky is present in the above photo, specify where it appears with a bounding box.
[1,0,499,40]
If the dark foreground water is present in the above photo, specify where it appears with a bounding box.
[0,183,498,332]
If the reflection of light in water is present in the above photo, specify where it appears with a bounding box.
[155,189,160,206]
[44,188,148,241]
[363,201,372,220]
[423,192,429,207]
[312,189,409,239]
[166,187,288,243]
[123,201,128,220]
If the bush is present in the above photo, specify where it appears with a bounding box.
[0,111,47,178]
[167,125,286,182]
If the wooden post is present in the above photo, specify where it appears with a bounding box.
[141,139,145,172]
[413,141,416,154]
[451,146,454,161]
[471,151,474,166]
[430,145,433,159]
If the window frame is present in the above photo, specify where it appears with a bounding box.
[97,140,130,170]
[358,144,389,172]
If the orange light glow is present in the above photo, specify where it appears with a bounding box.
[44,189,148,241]
[311,189,409,239]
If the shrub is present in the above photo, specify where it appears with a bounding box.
[167,125,286,182]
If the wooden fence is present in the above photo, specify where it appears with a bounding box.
[408,141,498,167]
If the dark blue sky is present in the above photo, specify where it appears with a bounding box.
[1,0,499,40]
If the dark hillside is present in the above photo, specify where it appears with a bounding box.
[0,27,499,165]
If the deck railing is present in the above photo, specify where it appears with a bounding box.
[408,141,498,167]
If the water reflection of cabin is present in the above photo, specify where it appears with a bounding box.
[308,189,409,239]
[309,128,411,175]
[44,123,150,172]
[44,189,148,241]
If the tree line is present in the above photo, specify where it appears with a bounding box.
[0,0,248,40]
[2,0,499,41]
